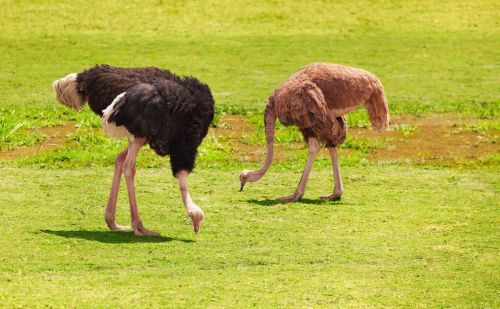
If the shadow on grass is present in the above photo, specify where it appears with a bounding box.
[40,229,194,244]
[247,198,336,206]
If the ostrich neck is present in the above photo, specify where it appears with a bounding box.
[250,140,274,182]
[249,102,277,183]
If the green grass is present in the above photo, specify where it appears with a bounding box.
[0,0,499,114]
[0,167,498,307]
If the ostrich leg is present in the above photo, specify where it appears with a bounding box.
[104,148,131,231]
[277,137,320,202]
[321,147,344,201]
[176,170,204,233]
[123,138,161,237]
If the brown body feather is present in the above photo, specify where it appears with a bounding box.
[269,62,388,146]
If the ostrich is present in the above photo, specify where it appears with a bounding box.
[240,63,389,202]
[52,65,214,235]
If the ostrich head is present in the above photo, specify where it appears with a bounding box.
[52,73,85,111]
[239,170,250,191]
[187,207,204,233]
[239,169,266,191]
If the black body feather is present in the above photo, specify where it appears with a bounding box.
[76,65,214,175]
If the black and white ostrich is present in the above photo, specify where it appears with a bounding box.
[52,65,214,236]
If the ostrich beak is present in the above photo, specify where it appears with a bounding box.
[193,221,200,233]
[239,173,247,191]
[189,210,204,233]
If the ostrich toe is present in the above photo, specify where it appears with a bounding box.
[105,214,132,231]
[132,221,161,237]
[107,223,132,232]
[320,193,342,201]
[277,192,303,203]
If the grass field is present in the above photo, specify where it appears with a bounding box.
[1,0,498,114]
[1,167,498,307]
[0,0,499,308]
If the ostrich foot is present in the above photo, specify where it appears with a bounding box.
[105,215,132,231]
[277,192,303,203]
[188,207,204,233]
[107,223,132,231]
[132,221,161,237]
[320,192,342,201]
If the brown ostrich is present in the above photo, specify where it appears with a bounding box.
[239,63,389,202]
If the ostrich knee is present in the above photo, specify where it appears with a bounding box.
[123,161,136,180]
[115,151,127,166]
[308,140,321,155]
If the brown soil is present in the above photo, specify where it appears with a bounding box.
[209,115,254,138]
[366,114,498,164]
[0,121,77,160]
[1,115,498,165]
[214,114,499,165]
[209,115,295,162]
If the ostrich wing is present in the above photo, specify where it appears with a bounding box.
[274,81,328,129]
[108,83,164,137]
[107,80,197,140]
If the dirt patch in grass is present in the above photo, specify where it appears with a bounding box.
[1,115,498,166]
[210,115,254,138]
[366,114,498,164]
[216,114,499,165]
[210,115,302,162]
[0,122,77,160]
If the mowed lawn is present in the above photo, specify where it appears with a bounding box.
[0,167,498,307]
[0,0,499,308]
